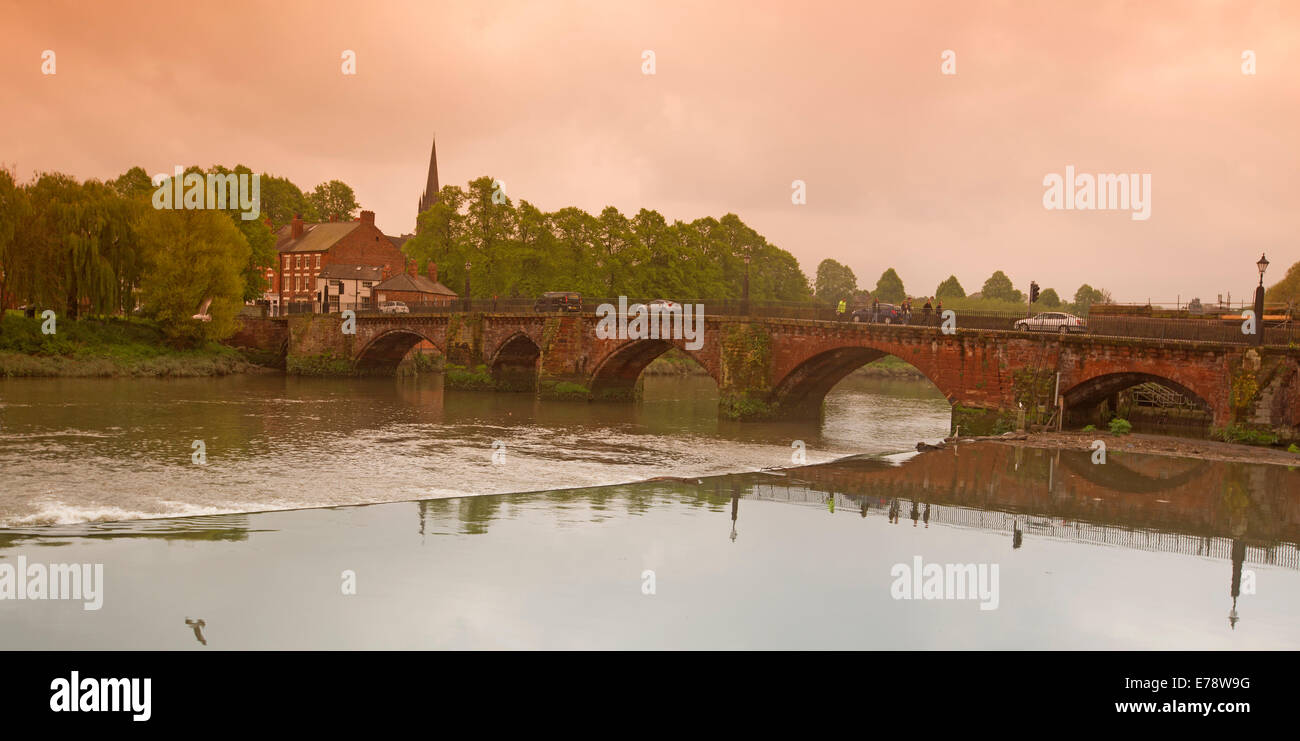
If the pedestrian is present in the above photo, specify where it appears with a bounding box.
[836,298,847,321]
[872,298,880,323]
[923,297,933,324]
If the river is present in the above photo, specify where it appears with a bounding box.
[0,372,949,526]
[3,372,1299,649]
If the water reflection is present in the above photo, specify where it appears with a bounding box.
[393,442,1298,633]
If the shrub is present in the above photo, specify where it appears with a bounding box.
[1108,417,1133,435]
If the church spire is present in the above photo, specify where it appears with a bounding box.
[417,136,440,229]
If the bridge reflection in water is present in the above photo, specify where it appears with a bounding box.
[420,441,1298,632]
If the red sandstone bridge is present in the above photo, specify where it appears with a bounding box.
[231,306,1300,438]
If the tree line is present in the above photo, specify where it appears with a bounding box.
[813,259,1113,315]
[403,176,812,302]
[0,165,358,344]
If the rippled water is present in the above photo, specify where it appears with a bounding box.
[0,372,950,526]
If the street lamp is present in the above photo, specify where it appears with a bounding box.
[463,261,472,312]
[1253,253,1268,346]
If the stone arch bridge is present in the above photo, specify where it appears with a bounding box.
[231,313,1300,438]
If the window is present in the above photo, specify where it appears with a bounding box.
[295,255,302,269]
[282,257,289,269]
[315,255,321,268]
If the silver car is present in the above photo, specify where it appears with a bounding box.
[379,301,410,314]
[1014,312,1086,334]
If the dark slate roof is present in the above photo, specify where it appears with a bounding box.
[386,234,411,251]
[374,272,458,296]
[275,222,360,253]
[318,264,384,281]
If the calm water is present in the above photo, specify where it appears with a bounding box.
[0,372,948,526]
[1,371,1297,649]
[0,443,1296,649]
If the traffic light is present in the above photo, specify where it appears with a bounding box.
[1029,281,1040,304]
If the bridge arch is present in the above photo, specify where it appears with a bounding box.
[769,345,951,419]
[1061,371,1218,428]
[588,339,716,401]
[356,328,444,375]
[488,332,542,391]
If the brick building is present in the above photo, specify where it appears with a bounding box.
[373,261,458,307]
[271,210,406,312]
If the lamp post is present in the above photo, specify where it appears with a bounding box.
[742,252,751,316]
[463,260,472,312]
[1254,253,1268,346]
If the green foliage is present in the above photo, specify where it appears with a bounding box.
[1218,425,1279,446]
[308,180,360,222]
[814,259,857,306]
[981,270,1022,303]
[136,208,249,346]
[1265,260,1300,307]
[0,312,247,377]
[935,275,965,300]
[1035,287,1062,308]
[286,351,355,376]
[443,363,494,390]
[1073,284,1110,312]
[402,177,813,302]
[873,268,905,303]
[1288,443,1300,454]
[1108,417,1133,435]
[1082,424,1097,432]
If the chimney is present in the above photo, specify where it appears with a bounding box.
[406,259,417,278]
[427,261,438,283]
[291,214,304,239]
[382,266,392,281]
[360,210,375,226]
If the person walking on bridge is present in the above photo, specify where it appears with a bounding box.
[836,298,847,321]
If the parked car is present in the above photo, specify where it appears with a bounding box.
[379,301,410,314]
[851,303,906,324]
[1014,312,1086,334]
[534,292,583,313]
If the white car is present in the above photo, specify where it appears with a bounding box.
[1014,312,1086,334]
[379,301,409,314]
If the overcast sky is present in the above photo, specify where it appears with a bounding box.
[3,0,1297,302]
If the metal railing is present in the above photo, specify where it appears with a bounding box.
[249,299,1300,347]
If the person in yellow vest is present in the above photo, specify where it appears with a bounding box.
[836,298,847,321]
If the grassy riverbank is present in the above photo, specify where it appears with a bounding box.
[0,311,258,377]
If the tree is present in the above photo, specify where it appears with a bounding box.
[308,180,360,222]
[136,207,249,345]
[260,174,315,226]
[814,259,857,306]
[1265,260,1300,307]
[1073,284,1109,311]
[1036,287,1062,308]
[981,270,1022,302]
[0,167,29,311]
[935,275,965,300]
[873,268,905,303]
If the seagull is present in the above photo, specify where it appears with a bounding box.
[192,296,213,322]
[185,617,207,646]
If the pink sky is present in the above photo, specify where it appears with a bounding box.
[2,0,1297,302]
